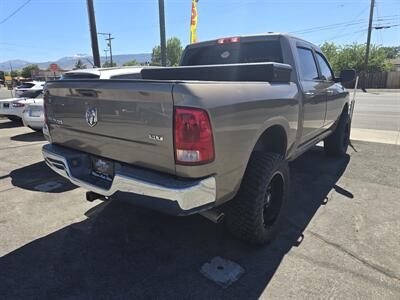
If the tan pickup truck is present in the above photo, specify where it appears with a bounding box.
[42,33,355,244]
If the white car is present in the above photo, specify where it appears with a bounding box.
[15,81,45,97]
[22,100,44,131]
[0,89,43,121]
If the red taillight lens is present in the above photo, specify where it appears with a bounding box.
[12,102,25,108]
[217,36,240,44]
[174,108,214,165]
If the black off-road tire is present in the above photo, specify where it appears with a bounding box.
[324,110,351,156]
[225,152,290,245]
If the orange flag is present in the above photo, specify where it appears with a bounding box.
[190,0,199,43]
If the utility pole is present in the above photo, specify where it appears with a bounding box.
[86,0,101,67]
[362,0,375,91]
[99,33,114,66]
[104,49,109,65]
[158,0,167,66]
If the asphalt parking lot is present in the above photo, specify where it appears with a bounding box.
[0,115,399,299]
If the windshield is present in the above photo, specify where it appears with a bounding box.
[19,89,43,99]
[181,40,283,66]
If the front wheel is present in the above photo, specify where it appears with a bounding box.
[324,110,351,156]
[225,152,290,245]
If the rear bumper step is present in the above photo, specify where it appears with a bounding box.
[42,144,216,215]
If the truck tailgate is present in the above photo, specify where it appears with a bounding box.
[45,80,176,174]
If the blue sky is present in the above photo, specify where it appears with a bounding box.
[0,0,399,62]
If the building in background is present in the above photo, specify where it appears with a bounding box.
[31,69,68,81]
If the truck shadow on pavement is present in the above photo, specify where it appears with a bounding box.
[0,146,351,299]
[0,119,22,129]
[8,161,77,193]
[10,131,46,142]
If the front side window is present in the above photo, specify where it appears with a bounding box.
[316,52,334,81]
[297,47,319,81]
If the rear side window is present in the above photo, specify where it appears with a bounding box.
[297,47,319,81]
[316,52,334,81]
[181,40,283,66]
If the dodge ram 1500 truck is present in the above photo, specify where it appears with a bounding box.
[42,33,355,244]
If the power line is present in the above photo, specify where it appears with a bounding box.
[0,0,32,25]
[290,15,397,35]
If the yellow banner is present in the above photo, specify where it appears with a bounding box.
[190,0,198,43]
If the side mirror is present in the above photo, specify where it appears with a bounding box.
[335,69,356,83]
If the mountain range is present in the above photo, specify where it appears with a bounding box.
[0,53,152,71]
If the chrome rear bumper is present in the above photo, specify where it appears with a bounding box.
[42,144,216,214]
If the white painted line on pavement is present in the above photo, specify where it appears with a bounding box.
[351,128,400,145]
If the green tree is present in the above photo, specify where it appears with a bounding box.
[151,46,161,66]
[320,42,394,74]
[381,46,400,59]
[73,59,87,70]
[123,59,139,66]
[151,37,183,66]
[21,64,39,78]
[320,42,339,72]
[102,61,117,67]
[10,70,20,77]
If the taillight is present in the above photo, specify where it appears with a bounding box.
[174,107,214,165]
[12,102,25,108]
[217,36,240,44]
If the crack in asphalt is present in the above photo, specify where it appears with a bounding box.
[285,217,400,283]
[308,230,400,282]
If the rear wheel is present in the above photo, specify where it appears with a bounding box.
[225,152,290,245]
[324,110,350,156]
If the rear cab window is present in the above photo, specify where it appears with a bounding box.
[296,47,319,81]
[181,39,283,66]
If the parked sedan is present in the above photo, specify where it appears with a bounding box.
[0,89,43,121]
[22,100,44,131]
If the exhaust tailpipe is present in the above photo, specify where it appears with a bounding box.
[86,191,106,202]
[199,209,224,224]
